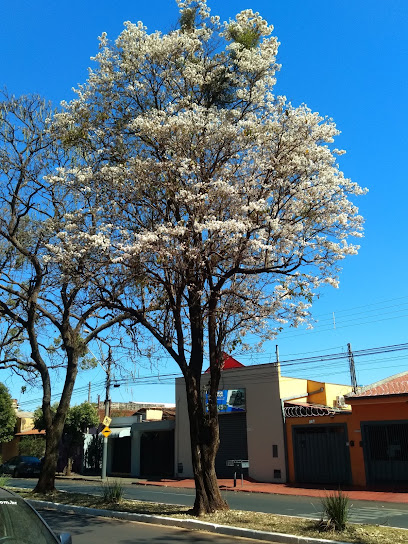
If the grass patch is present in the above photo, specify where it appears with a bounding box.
[8,487,408,544]
[99,479,124,504]
[320,489,350,531]
[0,475,9,487]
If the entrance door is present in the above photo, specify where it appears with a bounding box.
[362,421,408,485]
[215,413,248,478]
[293,424,351,485]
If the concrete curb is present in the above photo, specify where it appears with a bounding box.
[28,499,352,544]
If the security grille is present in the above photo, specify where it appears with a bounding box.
[362,421,408,484]
[215,413,248,478]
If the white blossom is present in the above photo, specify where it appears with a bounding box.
[50,0,366,352]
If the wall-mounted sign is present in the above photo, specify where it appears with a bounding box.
[206,388,246,413]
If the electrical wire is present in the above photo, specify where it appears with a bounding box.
[15,340,408,409]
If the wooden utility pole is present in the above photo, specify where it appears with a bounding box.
[347,343,358,393]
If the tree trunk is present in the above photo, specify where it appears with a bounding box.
[34,345,79,493]
[66,457,73,476]
[185,375,229,515]
[34,421,64,493]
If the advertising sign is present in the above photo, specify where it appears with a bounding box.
[206,388,246,413]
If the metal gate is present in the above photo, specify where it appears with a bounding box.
[293,424,351,484]
[362,421,408,485]
[215,413,248,478]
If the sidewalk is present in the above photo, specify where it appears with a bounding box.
[56,473,408,504]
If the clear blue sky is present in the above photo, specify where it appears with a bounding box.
[1,1,407,410]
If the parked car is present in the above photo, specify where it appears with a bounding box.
[0,455,41,477]
[0,486,72,543]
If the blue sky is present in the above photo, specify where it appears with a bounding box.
[1,1,407,410]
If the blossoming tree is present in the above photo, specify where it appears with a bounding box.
[51,0,365,513]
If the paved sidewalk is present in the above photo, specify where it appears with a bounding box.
[56,473,408,504]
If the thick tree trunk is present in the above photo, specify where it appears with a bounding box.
[34,421,64,493]
[185,375,229,515]
[34,344,78,493]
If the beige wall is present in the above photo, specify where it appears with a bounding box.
[18,416,34,433]
[145,409,163,421]
[175,363,286,482]
[279,376,308,402]
[280,377,353,408]
[324,383,353,408]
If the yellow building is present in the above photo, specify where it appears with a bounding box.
[1,407,42,462]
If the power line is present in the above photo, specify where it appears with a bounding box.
[16,341,408,409]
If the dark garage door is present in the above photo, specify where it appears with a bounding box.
[215,413,248,478]
[362,421,408,485]
[140,430,174,478]
[111,436,131,474]
[293,424,351,485]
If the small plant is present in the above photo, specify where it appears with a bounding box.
[100,479,124,504]
[0,474,9,487]
[319,489,350,531]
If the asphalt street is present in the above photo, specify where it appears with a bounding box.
[14,478,408,529]
[39,508,274,544]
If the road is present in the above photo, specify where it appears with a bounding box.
[14,478,408,529]
[39,508,274,544]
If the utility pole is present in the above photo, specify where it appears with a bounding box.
[88,382,91,403]
[101,346,112,480]
[347,343,358,393]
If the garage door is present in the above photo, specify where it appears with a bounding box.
[293,424,351,485]
[215,413,248,478]
[140,430,175,478]
[362,421,408,485]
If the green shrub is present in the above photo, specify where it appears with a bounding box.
[19,436,46,458]
[320,489,350,531]
[100,479,124,504]
[84,434,103,473]
[0,474,9,487]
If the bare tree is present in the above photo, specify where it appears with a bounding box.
[0,92,129,492]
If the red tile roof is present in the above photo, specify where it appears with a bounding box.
[347,371,408,398]
[15,429,45,436]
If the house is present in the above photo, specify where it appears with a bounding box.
[175,356,352,483]
[284,370,408,489]
[344,371,408,487]
[96,405,176,478]
[1,406,45,462]
[285,400,353,485]
[96,401,174,421]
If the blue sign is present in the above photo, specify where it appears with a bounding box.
[206,388,246,413]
